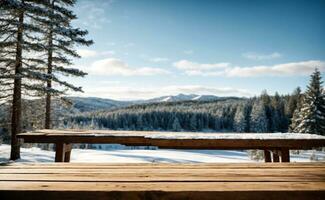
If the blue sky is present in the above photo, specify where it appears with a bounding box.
[68,0,325,100]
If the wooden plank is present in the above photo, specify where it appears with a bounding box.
[1,163,324,200]
[17,129,325,140]
[18,136,325,149]
[17,129,325,150]
[0,180,324,200]
[0,172,324,182]
[2,162,325,169]
[2,167,324,173]
[1,164,324,182]
[0,181,324,191]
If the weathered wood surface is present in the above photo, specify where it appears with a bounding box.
[0,163,324,200]
[17,129,325,149]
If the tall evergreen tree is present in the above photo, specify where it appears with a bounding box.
[291,69,325,134]
[271,92,288,132]
[0,0,50,160]
[234,104,248,132]
[288,88,303,132]
[260,90,272,131]
[36,0,93,129]
[287,87,302,118]
[250,100,268,133]
[290,100,302,132]
[171,116,182,131]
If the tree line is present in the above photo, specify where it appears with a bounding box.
[63,70,325,135]
[0,0,92,160]
[62,94,293,133]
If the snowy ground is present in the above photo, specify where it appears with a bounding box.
[1,144,324,163]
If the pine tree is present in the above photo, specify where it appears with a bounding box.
[189,114,197,131]
[33,0,93,129]
[250,100,268,133]
[1,0,51,160]
[290,100,302,132]
[234,104,248,132]
[271,92,288,132]
[289,88,303,132]
[171,116,182,131]
[260,90,272,131]
[292,69,325,134]
[287,87,302,118]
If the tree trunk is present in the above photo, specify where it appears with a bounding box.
[45,0,54,129]
[10,2,24,160]
[44,43,52,129]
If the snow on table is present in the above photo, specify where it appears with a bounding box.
[21,129,325,140]
[144,133,325,140]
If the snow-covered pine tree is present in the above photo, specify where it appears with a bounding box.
[290,100,302,132]
[260,90,272,131]
[36,0,93,129]
[250,100,268,133]
[289,88,303,132]
[292,69,325,135]
[0,0,52,160]
[271,92,288,132]
[287,87,302,118]
[171,116,182,131]
[189,114,197,131]
[234,104,248,132]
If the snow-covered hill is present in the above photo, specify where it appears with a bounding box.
[68,97,131,112]
[145,93,220,102]
[61,94,226,113]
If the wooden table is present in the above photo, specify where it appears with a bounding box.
[17,129,325,162]
[0,163,324,200]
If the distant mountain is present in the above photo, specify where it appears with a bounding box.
[145,93,220,103]
[64,94,239,113]
[67,97,132,112]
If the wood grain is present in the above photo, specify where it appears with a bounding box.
[0,163,324,200]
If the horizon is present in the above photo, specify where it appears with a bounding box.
[65,0,324,100]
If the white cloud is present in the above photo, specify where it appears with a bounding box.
[77,49,115,58]
[149,57,169,62]
[184,50,194,55]
[83,58,170,76]
[242,52,282,60]
[173,60,230,75]
[174,60,325,77]
[77,49,97,58]
[225,60,325,77]
[77,85,252,100]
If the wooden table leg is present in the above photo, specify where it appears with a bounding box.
[55,143,65,162]
[281,148,290,162]
[55,143,72,162]
[272,150,280,162]
[264,150,272,162]
[64,144,72,162]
